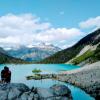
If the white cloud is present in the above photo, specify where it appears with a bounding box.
[79,16,100,29]
[0,36,20,44]
[0,13,51,37]
[0,13,83,49]
[0,13,51,45]
[35,28,83,42]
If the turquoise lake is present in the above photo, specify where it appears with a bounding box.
[0,64,94,100]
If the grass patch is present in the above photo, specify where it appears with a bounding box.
[32,68,42,74]
[91,44,100,61]
[72,50,94,65]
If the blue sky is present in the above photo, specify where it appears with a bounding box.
[0,0,100,49]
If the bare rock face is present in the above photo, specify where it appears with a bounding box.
[0,83,72,100]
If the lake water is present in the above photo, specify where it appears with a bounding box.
[0,64,94,100]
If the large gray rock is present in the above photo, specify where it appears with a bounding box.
[0,83,30,100]
[36,88,54,99]
[0,90,8,100]
[8,83,30,92]
[0,83,72,100]
[36,84,72,100]
[0,83,29,92]
[50,84,72,100]
[28,92,35,100]
[20,92,29,100]
[50,84,71,96]
[8,88,22,100]
[20,91,35,100]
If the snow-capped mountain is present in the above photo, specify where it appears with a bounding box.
[39,28,100,64]
[6,43,61,62]
[0,47,25,64]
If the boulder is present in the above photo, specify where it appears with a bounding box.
[0,83,30,100]
[8,83,30,92]
[0,90,8,100]
[28,92,35,100]
[36,84,72,100]
[20,91,35,100]
[0,83,72,100]
[0,83,29,92]
[20,92,29,100]
[50,84,72,100]
[8,88,22,100]
[36,88,53,99]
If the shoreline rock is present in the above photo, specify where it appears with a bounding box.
[0,83,72,100]
[26,73,57,80]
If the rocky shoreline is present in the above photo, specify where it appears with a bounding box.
[0,83,72,100]
[26,73,57,80]
[57,61,100,99]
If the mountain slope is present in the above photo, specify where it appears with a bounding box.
[0,47,27,64]
[39,28,100,64]
[7,43,60,62]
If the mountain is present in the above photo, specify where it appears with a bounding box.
[0,47,7,54]
[0,47,27,64]
[6,43,61,62]
[39,28,100,64]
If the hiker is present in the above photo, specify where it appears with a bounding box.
[1,66,11,83]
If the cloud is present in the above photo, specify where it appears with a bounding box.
[0,13,83,49]
[0,36,20,44]
[79,16,100,29]
[0,13,51,37]
[35,28,83,42]
[0,13,51,45]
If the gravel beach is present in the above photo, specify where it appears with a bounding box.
[57,61,100,99]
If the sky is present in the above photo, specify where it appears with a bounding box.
[0,0,100,49]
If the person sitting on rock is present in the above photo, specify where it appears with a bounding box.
[1,66,11,83]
